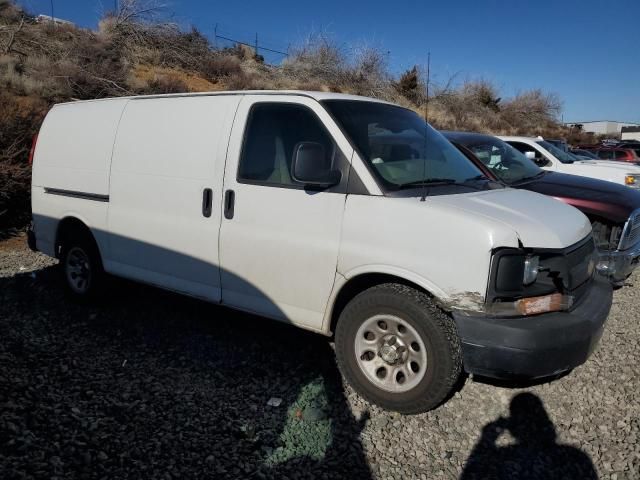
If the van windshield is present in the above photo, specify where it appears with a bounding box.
[322,100,485,191]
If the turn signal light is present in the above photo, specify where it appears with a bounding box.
[625,175,637,186]
[515,293,570,316]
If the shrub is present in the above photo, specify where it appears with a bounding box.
[395,66,422,103]
[0,0,573,230]
[0,92,46,229]
[198,54,243,81]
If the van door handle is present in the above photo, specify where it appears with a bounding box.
[224,189,235,219]
[202,188,212,217]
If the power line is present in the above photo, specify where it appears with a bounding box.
[214,33,288,57]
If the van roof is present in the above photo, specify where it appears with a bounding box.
[54,90,396,106]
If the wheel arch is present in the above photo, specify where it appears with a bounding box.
[55,215,102,261]
[323,267,447,336]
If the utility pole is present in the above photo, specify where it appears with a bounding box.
[50,0,54,25]
[255,33,258,57]
[213,23,218,48]
[114,0,118,15]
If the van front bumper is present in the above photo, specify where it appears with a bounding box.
[452,277,612,380]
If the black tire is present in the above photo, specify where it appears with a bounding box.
[335,283,462,414]
[59,229,106,301]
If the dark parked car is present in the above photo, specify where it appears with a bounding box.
[570,148,599,160]
[591,147,640,163]
[443,131,640,285]
[545,138,569,152]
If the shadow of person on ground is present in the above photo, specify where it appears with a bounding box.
[0,263,372,479]
[460,392,597,480]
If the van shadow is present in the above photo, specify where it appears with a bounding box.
[460,392,598,480]
[0,263,372,479]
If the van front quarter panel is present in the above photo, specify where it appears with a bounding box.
[337,194,520,312]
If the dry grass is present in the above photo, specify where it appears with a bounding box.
[0,0,594,229]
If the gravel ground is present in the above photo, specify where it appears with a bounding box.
[1,233,638,479]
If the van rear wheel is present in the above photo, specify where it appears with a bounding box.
[335,283,462,414]
[60,232,105,300]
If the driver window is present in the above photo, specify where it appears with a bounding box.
[238,103,336,187]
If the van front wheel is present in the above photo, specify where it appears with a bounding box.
[335,283,462,414]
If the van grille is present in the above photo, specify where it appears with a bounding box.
[618,209,640,251]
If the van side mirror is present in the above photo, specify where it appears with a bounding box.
[292,142,341,187]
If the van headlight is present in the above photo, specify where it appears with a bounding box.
[523,255,539,285]
[625,174,639,186]
[486,248,570,316]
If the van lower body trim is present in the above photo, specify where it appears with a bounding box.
[44,187,109,202]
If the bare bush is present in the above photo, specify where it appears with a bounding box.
[500,89,562,134]
[283,32,347,88]
[0,91,45,227]
[198,54,243,81]
[0,0,573,229]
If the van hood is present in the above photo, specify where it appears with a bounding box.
[428,188,591,249]
[572,159,640,172]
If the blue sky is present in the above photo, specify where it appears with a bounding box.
[17,0,640,123]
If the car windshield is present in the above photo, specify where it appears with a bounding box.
[456,136,542,184]
[537,140,578,163]
[572,149,598,160]
[322,100,485,191]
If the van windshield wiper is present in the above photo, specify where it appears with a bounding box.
[463,175,488,182]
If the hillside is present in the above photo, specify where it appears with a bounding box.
[0,0,593,230]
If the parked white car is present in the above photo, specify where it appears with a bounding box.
[500,136,640,188]
[29,91,611,413]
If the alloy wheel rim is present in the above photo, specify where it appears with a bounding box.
[354,314,428,393]
[65,247,92,294]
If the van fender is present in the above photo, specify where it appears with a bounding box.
[321,264,451,335]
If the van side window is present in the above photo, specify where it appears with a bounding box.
[238,103,335,187]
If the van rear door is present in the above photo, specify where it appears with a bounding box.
[107,95,240,301]
[219,95,353,329]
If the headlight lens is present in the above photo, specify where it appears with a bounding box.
[523,255,539,285]
[625,174,639,186]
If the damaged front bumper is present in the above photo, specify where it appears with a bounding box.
[450,276,612,380]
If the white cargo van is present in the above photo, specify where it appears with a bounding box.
[30,91,612,413]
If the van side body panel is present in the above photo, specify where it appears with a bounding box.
[31,99,129,258]
[106,95,240,302]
